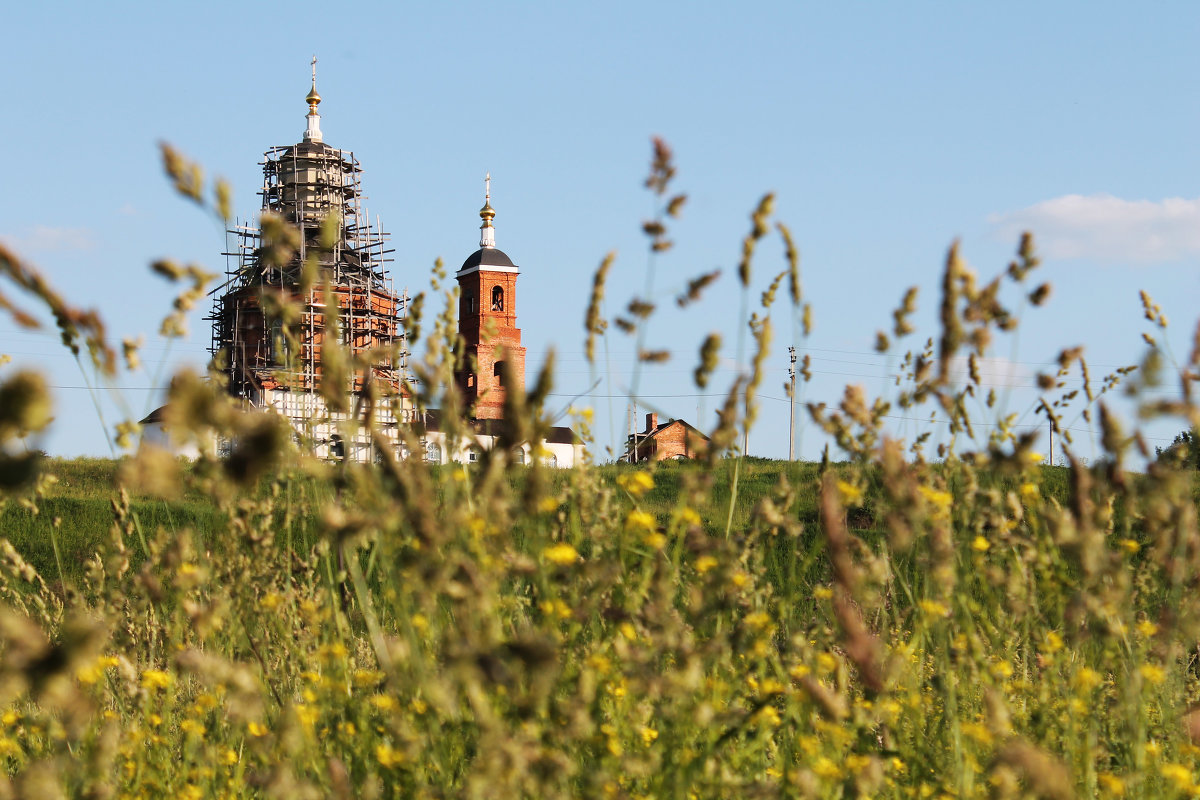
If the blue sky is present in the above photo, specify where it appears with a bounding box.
[2,2,1197,463]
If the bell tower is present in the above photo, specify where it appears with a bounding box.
[456,175,525,420]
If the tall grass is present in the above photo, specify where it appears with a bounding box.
[0,141,1195,799]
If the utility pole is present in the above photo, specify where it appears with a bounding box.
[788,346,797,461]
[1048,419,1053,466]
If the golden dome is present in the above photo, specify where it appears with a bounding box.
[479,201,495,222]
[306,85,321,109]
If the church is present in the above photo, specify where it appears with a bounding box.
[142,66,582,468]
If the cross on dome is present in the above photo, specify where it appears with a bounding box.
[304,56,323,143]
[479,172,496,248]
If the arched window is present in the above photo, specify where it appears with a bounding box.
[494,360,506,388]
[511,447,526,465]
[492,285,504,311]
[424,441,442,464]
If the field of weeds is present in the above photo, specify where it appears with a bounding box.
[0,141,1196,799]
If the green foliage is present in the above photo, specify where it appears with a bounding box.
[1156,429,1200,470]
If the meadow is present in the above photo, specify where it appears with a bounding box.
[0,141,1197,798]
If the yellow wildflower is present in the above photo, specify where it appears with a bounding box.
[695,555,719,574]
[1161,763,1192,792]
[919,599,950,618]
[1139,664,1166,685]
[259,592,282,611]
[1073,667,1102,692]
[1019,482,1039,500]
[1118,539,1140,554]
[318,642,348,661]
[542,542,580,566]
[624,510,657,536]
[410,613,430,633]
[1097,773,1125,796]
[745,611,772,631]
[617,471,655,498]
[755,706,781,727]
[376,743,404,768]
[1044,631,1064,653]
[640,726,659,745]
[972,535,990,552]
[644,531,668,549]
[247,721,267,737]
[353,669,384,688]
[961,722,993,745]
[140,669,172,691]
[370,694,397,711]
[836,479,863,505]
[538,496,559,513]
[222,748,239,765]
[1136,619,1158,637]
[918,485,952,517]
[813,586,833,600]
[179,719,205,738]
[294,704,318,729]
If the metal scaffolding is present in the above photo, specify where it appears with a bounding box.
[206,134,411,460]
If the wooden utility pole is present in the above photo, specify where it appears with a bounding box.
[788,346,797,461]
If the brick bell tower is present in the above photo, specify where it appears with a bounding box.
[455,175,526,419]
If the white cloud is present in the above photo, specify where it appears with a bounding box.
[0,225,97,254]
[988,194,1200,264]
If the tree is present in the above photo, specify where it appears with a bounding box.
[1155,428,1200,469]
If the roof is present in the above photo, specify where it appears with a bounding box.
[140,406,167,425]
[459,248,515,271]
[641,418,710,442]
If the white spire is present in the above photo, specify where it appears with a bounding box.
[479,172,496,248]
[304,55,323,143]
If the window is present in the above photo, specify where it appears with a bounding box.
[468,448,480,464]
[466,294,476,314]
[494,360,506,388]
[424,441,442,464]
[492,285,504,311]
[511,447,526,465]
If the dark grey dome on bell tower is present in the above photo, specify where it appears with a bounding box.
[460,248,516,271]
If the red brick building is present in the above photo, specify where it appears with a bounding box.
[455,177,526,420]
[625,413,709,462]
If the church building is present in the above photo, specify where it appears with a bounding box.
[142,66,581,467]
